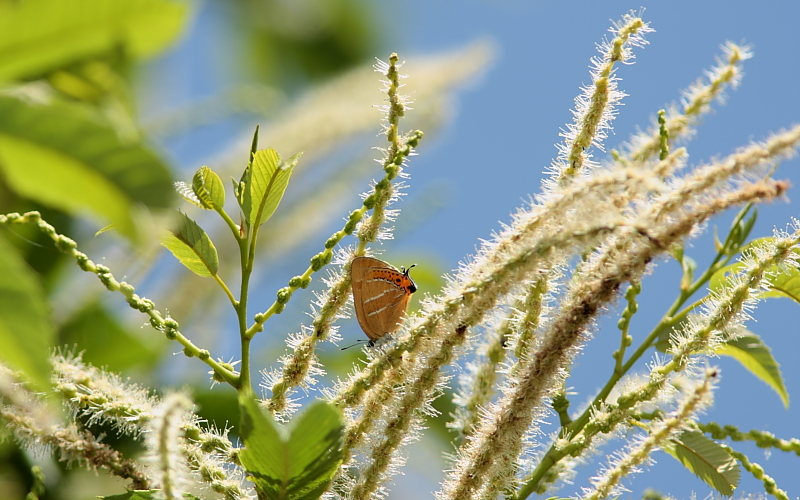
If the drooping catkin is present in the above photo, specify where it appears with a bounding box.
[145,393,194,500]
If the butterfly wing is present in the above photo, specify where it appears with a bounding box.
[351,257,381,341]
[351,257,413,341]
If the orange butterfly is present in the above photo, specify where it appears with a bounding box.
[350,256,417,347]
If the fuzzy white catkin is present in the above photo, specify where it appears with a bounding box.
[146,393,194,500]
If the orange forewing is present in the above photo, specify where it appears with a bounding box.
[351,257,417,345]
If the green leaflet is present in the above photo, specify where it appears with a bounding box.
[189,165,226,211]
[174,181,206,209]
[664,430,739,496]
[239,393,344,500]
[0,233,54,390]
[238,148,302,228]
[161,211,219,277]
[655,322,789,408]
[709,237,800,304]
[0,94,174,241]
[715,331,789,408]
[0,0,187,82]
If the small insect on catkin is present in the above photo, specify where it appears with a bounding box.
[350,257,417,347]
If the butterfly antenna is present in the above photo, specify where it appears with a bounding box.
[340,340,366,351]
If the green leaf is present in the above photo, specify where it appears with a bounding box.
[191,165,225,210]
[737,207,758,249]
[0,233,54,390]
[0,0,187,82]
[234,125,261,220]
[249,124,260,165]
[161,211,219,277]
[762,259,800,303]
[664,430,739,496]
[709,261,746,292]
[243,148,301,228]
[0,94,174,241]
[716,331,789,408]
[174,181,206,208]
[708,239,800,305]
[239,393,344,500]
[100,490,200,500]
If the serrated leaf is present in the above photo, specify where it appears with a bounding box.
[174,181,205,208]
[0,94,173,241]
[708,240,800,305]
[716,331,789,408]
[239,393,344,500]
[0,0,187,82]
[161,211,219,277]
[763,260,800,303]
[191,165,225,210]
[245,148,300,228]
[0,233,54,390]
[708,261,746,292]
[664,430,739,496]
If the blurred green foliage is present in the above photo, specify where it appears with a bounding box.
[0,0,384,497]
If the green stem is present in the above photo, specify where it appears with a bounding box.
[217,207,243,243]
[0,212,241,388]
[236,224,256,392]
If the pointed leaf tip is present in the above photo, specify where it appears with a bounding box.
[250,124,260,161]
[716,331,789,408]
[247,148,298,228]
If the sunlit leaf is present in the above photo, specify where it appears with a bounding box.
[0,0,187,82]
[174,181,205,208]
[239,393,343,500]
[243,148,301,228]
[0,233,54,390]
[0,94,173,240]
[716,331,789,408]
[161,211,219,277]
[191,165,225,211]
[708,240,800,305]
[763,260,800,303]
[664,430,739,496]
